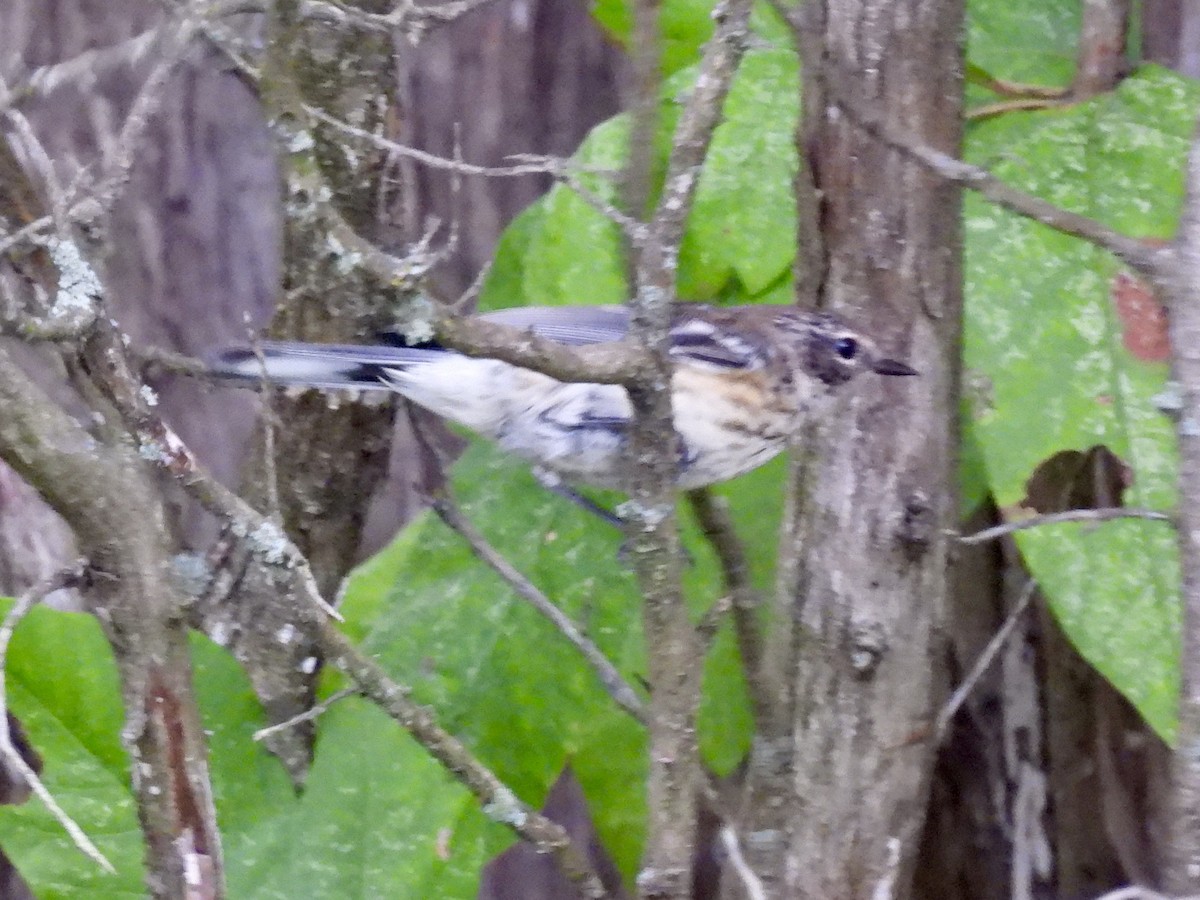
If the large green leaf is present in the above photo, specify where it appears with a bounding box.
[480,47,800,310]
[519,115,632,309]
[336,440,780,885]
[967,0,1079,89]
[0,603,142,899]
[224,698,508,899]
[963,67,1199,740]
[680,49,799,299]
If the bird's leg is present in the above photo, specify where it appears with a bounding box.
[531,467,695,567]
[532,467,624,530]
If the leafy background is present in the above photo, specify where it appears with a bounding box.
[2,0,1199,894]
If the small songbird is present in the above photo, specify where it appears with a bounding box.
[209,304,917,491]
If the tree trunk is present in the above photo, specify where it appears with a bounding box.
[740,1,965,895]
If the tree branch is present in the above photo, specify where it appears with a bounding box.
[830,80,1165,281]
[625,2,756,896]
[685,489,766,721]
[955,507,1174,545]
[1162,114,1200,894]
[431,495,647,724]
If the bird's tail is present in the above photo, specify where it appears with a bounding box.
[207,341,443,391]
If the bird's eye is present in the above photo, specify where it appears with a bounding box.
[834,337,858,360]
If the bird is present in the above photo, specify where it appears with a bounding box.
[208,303,917,493]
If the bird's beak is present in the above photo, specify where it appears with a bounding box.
[872,358,919,376]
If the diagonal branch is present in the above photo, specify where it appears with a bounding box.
[955,507,1174,545]
[686,489,766,720]
[432,495,648,724]
[830,80,1165,281]
[624,2,757,897]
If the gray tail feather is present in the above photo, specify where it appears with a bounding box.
[207,341,444,391]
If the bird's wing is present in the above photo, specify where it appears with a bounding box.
[667,315,768,371]
[483,304,768,370]
[480,305,630,345]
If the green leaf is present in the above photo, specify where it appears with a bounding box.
[681,49,799,298]
[335,440,778,884]
[963,67,1200,740]
[489,47,800,308]
[225,699,509,899]
[520,116,630,309]
[477,202,548,311]
[0,602,143,899]
[967,0,1079,91]
[591,0,715,77]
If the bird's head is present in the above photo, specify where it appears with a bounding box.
[775,311,918,387]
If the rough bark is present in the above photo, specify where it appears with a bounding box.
[0,346,222,897]
[774,0,964,894]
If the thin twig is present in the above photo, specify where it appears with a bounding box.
[135,345,210,379]
[718,825,767,900]
[81,319,342,623]
[1,101,68,228]
[304,104,614,179]
[625,2,757,896]
[303,104,641,238]
[0,562,112,873]
[432,495,647,724]
[831,80,1165,281]
[933,577,1038,743]
[686,489,766,718]
[252,687,355,742]
[955,507,1173,545]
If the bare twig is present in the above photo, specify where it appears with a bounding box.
[1,102,68,227]
[626,2,757,896]
[1163,116,1200,892]
[433,310,652,386]
[831,81,1165,280]
[299,0,500,40]
[431,495,647,724]
[718,825,767,900]
[955,507,1174,545]
[304,104,615,180]
[135,345,210,379]
[686,489,765,718]
[80,318,342,623]
[933,577,1037,742]
[0,562,112,872]
[303,104,642,238]
[252,687,354,742]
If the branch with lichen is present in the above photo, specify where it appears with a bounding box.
[621,2,757,897]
